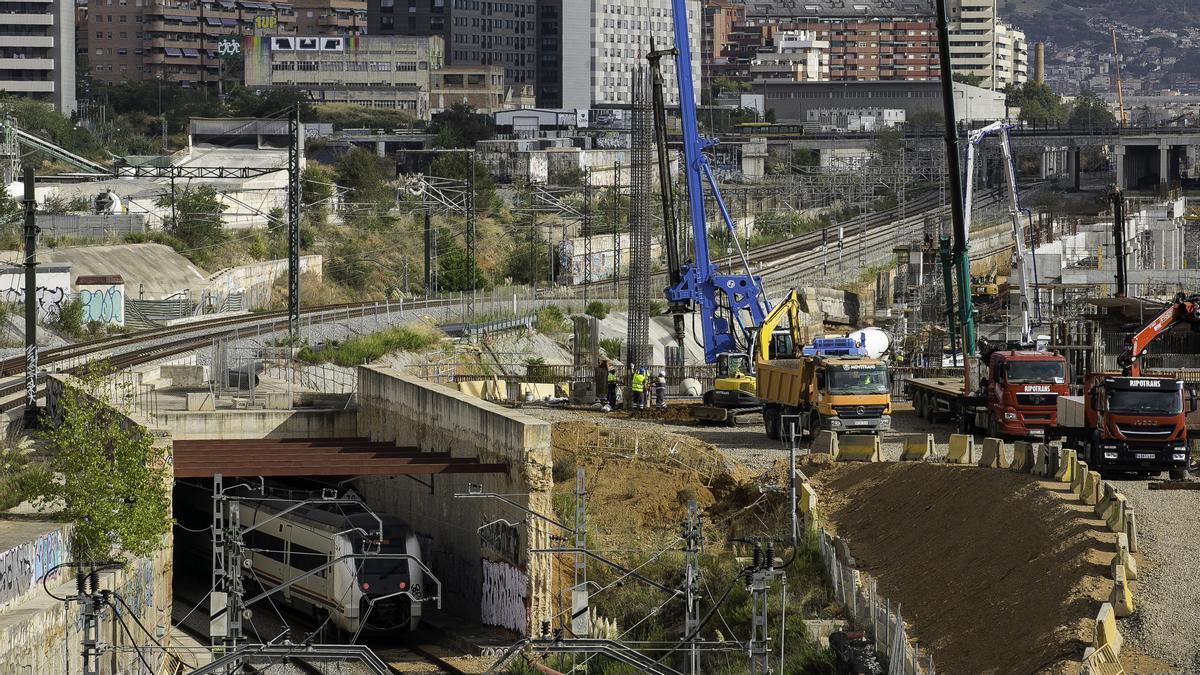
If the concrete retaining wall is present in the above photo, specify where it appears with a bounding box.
[200,255,323,312]
[352,366,553,636]
[156,408,358,440]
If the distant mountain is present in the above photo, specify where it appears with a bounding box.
[1003,0,1200,43]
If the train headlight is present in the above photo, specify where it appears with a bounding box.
[1104,452,1118,460]
[361,582,370,591]
[399,581,407,590]
[1173,453,1187,461]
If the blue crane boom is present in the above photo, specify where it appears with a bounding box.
[659,0,769,364]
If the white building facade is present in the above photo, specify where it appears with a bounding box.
[0,0,74,113]
[560,0,701,109]
[947,0,1027,91]
[750,30,829,82]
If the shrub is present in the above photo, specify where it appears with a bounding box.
[296,324,441,366]
[584,300,610,320]
[599,337,624,361]
[535,306,567,333]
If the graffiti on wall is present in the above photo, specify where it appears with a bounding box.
[481,559,528,633]
[479,520,521,567]
[1,286,68,320]
[79,285,125,326]
[0,529,67,610]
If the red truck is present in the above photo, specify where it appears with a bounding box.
[907,348,1070,439]
[1053,374,1194,479]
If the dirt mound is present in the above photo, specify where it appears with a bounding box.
[551,421,762,548]
[808,462,1109,674]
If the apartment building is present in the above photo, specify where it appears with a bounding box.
[946,0,1026,90]
[78,0,363,85]
[560,0,702,108]
[243,34,443,116]
[366,0,538,91]
[0,0,74,113]
[748,29,829,82]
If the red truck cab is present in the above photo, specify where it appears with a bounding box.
[1080,373,1192,477]
[981,350,1070,439]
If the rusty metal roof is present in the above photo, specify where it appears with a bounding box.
[172,437,507,478]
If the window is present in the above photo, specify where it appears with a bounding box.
[289,542,328,575]
[118,48,127,54]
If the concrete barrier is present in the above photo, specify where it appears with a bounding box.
[946,434,974,464]
[1125,508,1139,553]
[799,481,819,525]
[1031,443,1050,476]
[1110,561,1134,618]
[837,435,881,462]
[1009,441,1033,472]
[1116,533,1138,580]
[1083,471,1102,506]
[1072,460,1089,497]
[1095,483,1116,518]
[1104,494,1127,534]
[458,379,505,400]
[900,434,934,462]
[812,430,839,458]
[1054,448,1076,482]
[1093,602,1124,656]
[978,437,1004,468]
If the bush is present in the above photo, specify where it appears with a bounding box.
[296,324,441,366]
[599,337,624,361]
[584,300,610,320]
[535,306,567,333]
[46,297,85,339]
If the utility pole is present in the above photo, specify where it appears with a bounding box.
[612,160,621,297]
[583,168,593,301]
[424,206,433,299]
[467,158,477,327]
[747,541,776,675]
[77,569,102,675]
[287,106,302,345]
[570,467,590,675]
[22,167,38,427]
[682,500,703,675]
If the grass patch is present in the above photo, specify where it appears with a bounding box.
[297,323,442,366]
[535,305,568,333]
[0,437,42,511]
[600,337,624,361]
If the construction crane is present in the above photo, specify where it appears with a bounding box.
[963,121,1038,347]
[648,0,775,423]
[1117,293,1200,376]
[1111,28,1128,126]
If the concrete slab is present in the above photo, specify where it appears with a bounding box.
[946,434,974,464]
[0,520,59,554]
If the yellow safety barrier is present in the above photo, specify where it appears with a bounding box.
[978,437,1004,468]
[1110,561,1134,618]
[1093,602,1124,656]
[1010,441,1033,472]
[458,379,505,400]
[1116,532,1138,580]
[519,382,557,400]
[812,430,839,458]
[900,433,933,461]
[1083,471,1102,506]
[1105,493,1127,534]
[1073,460,1090,496]
[946,434,974,464]
[1055,448,1076,482]
[837,434,881,462]
[799,481,819,523]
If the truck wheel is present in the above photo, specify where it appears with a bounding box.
[1169,468,1190,481]
[808,411,821,440]
[765,408,780,441]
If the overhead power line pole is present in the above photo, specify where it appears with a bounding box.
[287,106,302,345]
[22,167,38,427]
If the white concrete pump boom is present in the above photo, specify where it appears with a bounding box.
[964,121,1036,346]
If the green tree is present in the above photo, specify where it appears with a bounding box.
[436,230,491,291]
[335,147,395,214]
[952,72,985,87]
[429,152,497,212]
[224,86,315,120]
[1068,88,1117,129]
[712,76,752,96]
[1005,82,1068,127]
[502,232,552,284]
[156,185,229,253]
[28,363,172,561]
[427,103,495,148]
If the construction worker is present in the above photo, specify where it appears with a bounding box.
[606,366,618,410]
[630,367,646,410]
[653,371,667,409]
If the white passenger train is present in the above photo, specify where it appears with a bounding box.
[236,496,427,634]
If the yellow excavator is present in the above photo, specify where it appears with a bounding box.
[692,289,804,424]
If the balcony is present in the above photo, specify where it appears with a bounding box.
[0,79,53,92]
[3,14,54,25]
[145,37,202,49]
[0,57,53,69]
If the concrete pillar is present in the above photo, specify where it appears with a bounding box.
[375,140,386,158]
[1159,141,1170,186]
[1072,147,1082,191]
[1114,144,1126,189]
[1040,147,1050,179]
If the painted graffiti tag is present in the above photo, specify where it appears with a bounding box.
[1,286,69,320]
[479,520,521,567]
[480,559,528,633]
[79,286,125,325]
[0,529,67,610]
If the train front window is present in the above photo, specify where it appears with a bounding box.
[358,539,411,590]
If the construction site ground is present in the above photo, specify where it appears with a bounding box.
[524,402,1200,672]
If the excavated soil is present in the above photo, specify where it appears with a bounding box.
[806,461,1112,675]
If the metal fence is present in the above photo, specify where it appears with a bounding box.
[819,529,935,675]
